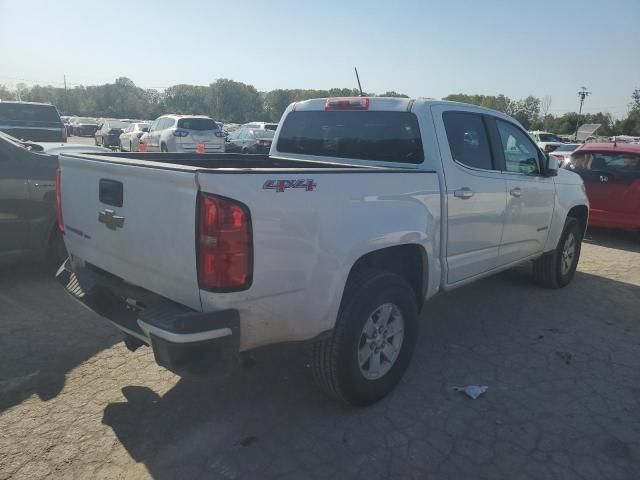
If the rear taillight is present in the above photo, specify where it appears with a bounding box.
[173,129,189,137]
[325,97,370,110]
[197,194,252,291]
[256,140,271,146]
[55,167,64,232]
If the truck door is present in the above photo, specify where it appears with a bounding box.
[0,140,32,255]
[492,118,556,264]
[432,107,507,284]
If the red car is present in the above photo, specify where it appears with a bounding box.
[566,143,640,231]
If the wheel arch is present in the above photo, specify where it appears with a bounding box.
[567,204,589,236]
[344,244,428,310]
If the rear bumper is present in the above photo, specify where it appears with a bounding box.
[589,209,640,231]
[56,258,240,377]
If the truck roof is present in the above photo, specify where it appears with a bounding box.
[291,97,516,119]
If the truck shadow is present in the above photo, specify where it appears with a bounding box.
[102,267,640,479]
[0,264,120,413]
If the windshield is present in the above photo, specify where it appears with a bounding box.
[0,103,61,123]
[177,118,218,131]
[553,144,579,152]
[254,129,275,139]
[108,121,130,129]
[570,152,640,172]
[539,133,562,142]
[277,110,424,163]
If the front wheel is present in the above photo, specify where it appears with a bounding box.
[533,217,583,288]
[312,270,418,406]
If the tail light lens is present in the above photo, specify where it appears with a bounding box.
[256,140,271,146]
[55,167,64,232]
[197,193,252,291]
[173,129,189,137]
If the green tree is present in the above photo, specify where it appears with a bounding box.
[207,79,264,123]
[0,85,15,100]
[377,91,409,98]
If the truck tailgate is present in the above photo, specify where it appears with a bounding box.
[59,155,202,310]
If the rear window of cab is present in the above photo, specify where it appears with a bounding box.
[0,103,62,123]
[277,111,424,164]
[177,118,219,131]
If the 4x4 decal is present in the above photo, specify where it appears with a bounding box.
[263,179,317,192]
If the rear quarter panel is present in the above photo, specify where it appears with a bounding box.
[197,170,441,350]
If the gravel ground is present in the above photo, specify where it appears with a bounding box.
[1,228,639,479]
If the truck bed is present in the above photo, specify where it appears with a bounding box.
[62,152,406,172]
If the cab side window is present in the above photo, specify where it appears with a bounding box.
[496,120,540,175]
[443,112,494,170]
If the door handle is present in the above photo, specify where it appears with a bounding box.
[509,187,522,197]
[453,187,474,199]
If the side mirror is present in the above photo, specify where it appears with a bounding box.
[545,154,558,177]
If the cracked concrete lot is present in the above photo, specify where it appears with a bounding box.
[1,228,639,479]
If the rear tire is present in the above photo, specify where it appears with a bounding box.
[130,141,133,152]
[312,269,419,406]
[533,217,582,288]
[161,143,168,152]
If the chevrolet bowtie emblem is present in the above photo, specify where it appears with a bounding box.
[98,209,125,230]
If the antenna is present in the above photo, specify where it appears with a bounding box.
[354,67,364,97]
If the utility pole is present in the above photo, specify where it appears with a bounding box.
[63,75,68,113]
[574,86,591,141]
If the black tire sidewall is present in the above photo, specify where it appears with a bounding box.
[555,219,582,287]
[335,273,418,405]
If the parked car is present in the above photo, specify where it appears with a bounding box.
[144,115,225,153]
[95,120,131,148]
[71,117,99,137]
[119,122,151,152]
[529,130,564,153]
[566,143,640,232]
[0,131,109,268]
[226,127,274,153]
[243,121,278,131]
[55,97,589,405]
[0,101,66,142]
[549,143,581,167]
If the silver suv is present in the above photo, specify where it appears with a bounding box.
[145,115,225,153]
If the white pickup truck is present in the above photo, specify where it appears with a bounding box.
[56,97,589,405]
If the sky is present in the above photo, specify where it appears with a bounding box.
[1,0,638,116]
